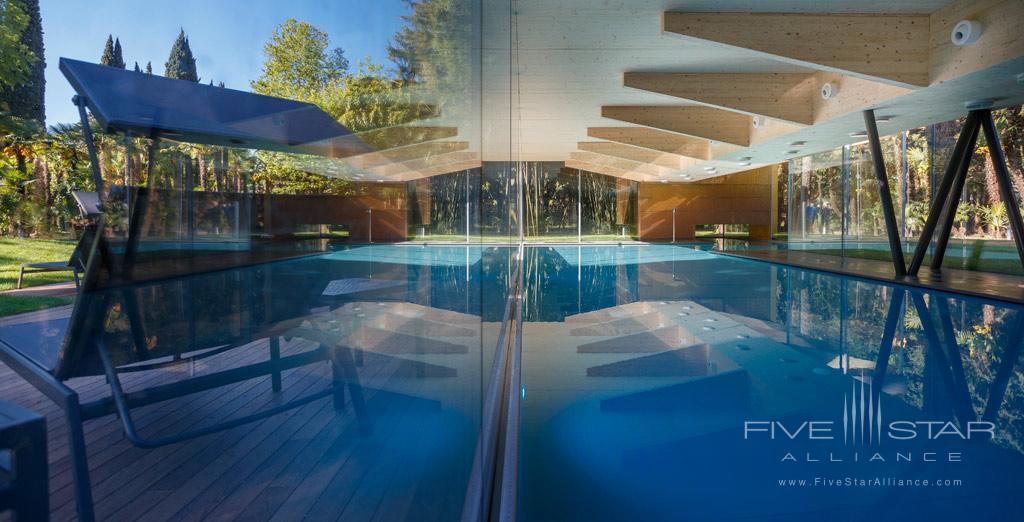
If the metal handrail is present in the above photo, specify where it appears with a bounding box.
[461,244,523,522]
[497,258,524,521]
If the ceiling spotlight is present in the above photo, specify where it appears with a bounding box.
[738,162,751,167]
[876,115,894,122]
[703,166,717,172]
[752,116,764,128]
[787,141,806,147]
[849,130,868,138]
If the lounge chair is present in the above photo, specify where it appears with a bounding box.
[15,191,101,290]
[0,228,368,521]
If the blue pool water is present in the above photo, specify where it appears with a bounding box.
[516,244,1024,521]
[6,242,1023,519]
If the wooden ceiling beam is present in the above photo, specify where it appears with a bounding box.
[586,127,710,160]
[662,11,930,88]
[564,159,649,183]
[623,72,909,131]
[347,141,470,170]
[570,151,678,179]
[601,105,752,146]
[624,72,816,125]
[577,141,699,170]
[371,151,479,178]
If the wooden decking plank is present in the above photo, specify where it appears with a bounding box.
[94,362,329,520]
[265,374,413,521]
[178,354,398,521]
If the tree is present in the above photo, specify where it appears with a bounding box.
[251,19,348,101]
[112,38,125,68]
[0,0,34,91]
[0,0,43,124]
[165,29,198,82]
[100,35,115,65]
[145,61,152,74]
[133,62,140,73]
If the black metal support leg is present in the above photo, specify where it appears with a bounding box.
[336,345,371,434]
[73,95,104,195]
[930,117,981,271]
[270,336,282,392]
[65,395,96,522]
[863,110,906,276]
[908,111,982,275]
[330,348,347,410]
[980,109,1024,269]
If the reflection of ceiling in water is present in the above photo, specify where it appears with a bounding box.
[547,244,717,267]
[323,244,486,267]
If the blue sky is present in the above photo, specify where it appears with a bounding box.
[40,0,409,126]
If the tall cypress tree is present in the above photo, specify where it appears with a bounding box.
[112,38,125,68]
[133,62,141,73]
[145,61,152,74]
[0,0,45,124]
[164,29,198,82]
[100,35,116,66]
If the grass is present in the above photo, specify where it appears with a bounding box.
[0,238,77,317]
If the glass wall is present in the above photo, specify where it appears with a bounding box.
[406,162,638,242]
[787,104,1024,275]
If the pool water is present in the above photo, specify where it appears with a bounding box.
[15,242,1022,520]
[516,244,1024,521]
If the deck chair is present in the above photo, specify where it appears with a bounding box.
[0,221,369,522]
[15,192,102,290]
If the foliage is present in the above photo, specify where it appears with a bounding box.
[0,0,33,91]
[251,19,348,102]
[164,29,198,82]
[0,0,43,123]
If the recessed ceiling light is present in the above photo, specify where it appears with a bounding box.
[849,130,868,138]
[738,162,751,167]
[739,156,752,161]
[787,141,806,147]
[703,166,716,172]
[876,115,894,122]
[786,150,800,155]
[660,179,668,183]
[1017,72,1024,84]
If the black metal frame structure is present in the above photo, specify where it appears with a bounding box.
[863,109,907,276]
[904,109,1024,276]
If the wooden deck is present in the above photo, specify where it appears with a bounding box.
[0,304,484,521]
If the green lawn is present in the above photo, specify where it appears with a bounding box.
[0,238,77,317]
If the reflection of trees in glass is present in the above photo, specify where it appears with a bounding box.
[522,163,575,239]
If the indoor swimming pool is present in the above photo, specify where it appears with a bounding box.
[5,243,1021,520]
